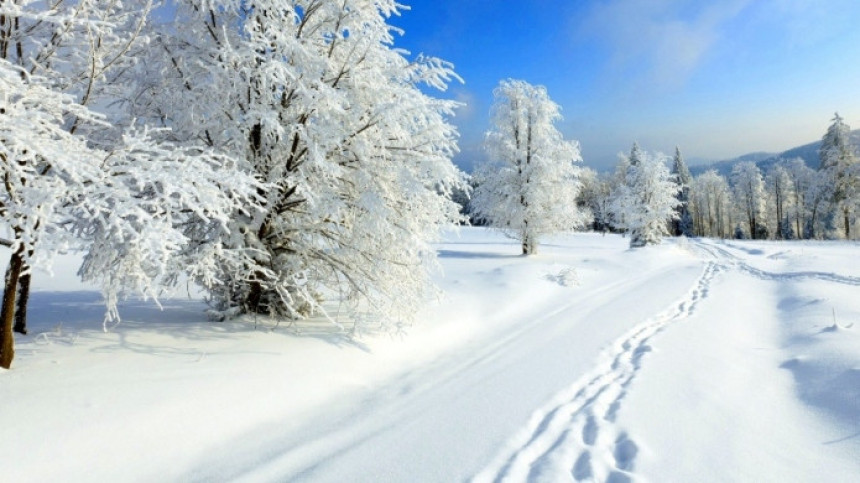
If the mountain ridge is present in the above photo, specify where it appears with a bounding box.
[690,129,860,177]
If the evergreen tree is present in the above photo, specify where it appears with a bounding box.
[471,79,585,255]
[610,149,680,248]
[818,113,858,239]
[670,146,694,237]
[628,142,644,167]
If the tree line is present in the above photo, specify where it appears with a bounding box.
[460,82,858,257]
[465,87,858,253]
[575,114,859,242]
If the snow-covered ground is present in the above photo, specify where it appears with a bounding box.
[1,228,858,482]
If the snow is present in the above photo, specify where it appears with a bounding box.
[621,239,860,481]
[1,228,858,482]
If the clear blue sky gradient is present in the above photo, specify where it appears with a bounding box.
[389,0,860,172]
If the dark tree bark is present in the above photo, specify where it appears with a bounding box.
[14,266,30,335]
[0,248,24,369]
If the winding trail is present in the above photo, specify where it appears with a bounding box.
[184,235,707,483]
[694,239,860,286]
[473,261,722,482]
[474,237,860,482]
[174,233,857,482]
[4,230,858,483]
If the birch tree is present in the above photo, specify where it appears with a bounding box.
[765,162,795,239]
[690,170,732,238]
[783,158,814,239]
[732,162,767,239]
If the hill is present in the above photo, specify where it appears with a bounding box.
[691,129,860,177]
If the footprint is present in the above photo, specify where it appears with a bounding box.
[631,344,652,369]
[607,471,632,483]
[604,398,622,422]
[572,451,593,481]
[613,433,639,471]
[582,414,597,445]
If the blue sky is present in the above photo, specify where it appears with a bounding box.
[389,0,860,172]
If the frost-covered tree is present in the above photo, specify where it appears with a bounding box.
[818,113,858,239]
[690,170,733,238]
[803,170,834,239]
[0,0,155,341]
[0,1,261,369]
[670,146,694,237]
[731,162,767,239]
[0,62,105,368]
[471,79,584,255]
[783,158,814,238]
[577,167,612,232]
[607,152,632,233]
[134,0,465,322]
[627,142,644,166]
[610,148,680,247]
[765,162,796,239]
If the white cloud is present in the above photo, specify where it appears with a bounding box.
[452,88,479,123]
[760,0,857,47]
[582,0,751,92]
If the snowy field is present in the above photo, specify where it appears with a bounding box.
[1,227,859,482]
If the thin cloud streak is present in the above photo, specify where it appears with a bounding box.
[581,0,751,94]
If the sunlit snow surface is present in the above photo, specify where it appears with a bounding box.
[1,228,858,482]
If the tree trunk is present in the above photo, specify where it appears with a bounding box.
[775,193,783,240]
[0,248,24,369]
[845,209,851,240]
[246,280,263,314]
[14,266,30,335]
[809,205,818,239]
[749,212,756,240]
[795,212,802,241]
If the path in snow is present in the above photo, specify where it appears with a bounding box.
[183,234,704,483]
[4,231,856,482]
[474,237,860,482]
[473,261,722,483]
[694,239,860,286]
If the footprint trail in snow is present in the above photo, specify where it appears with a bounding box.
[473,261,722,483]
[695,240,860,286]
